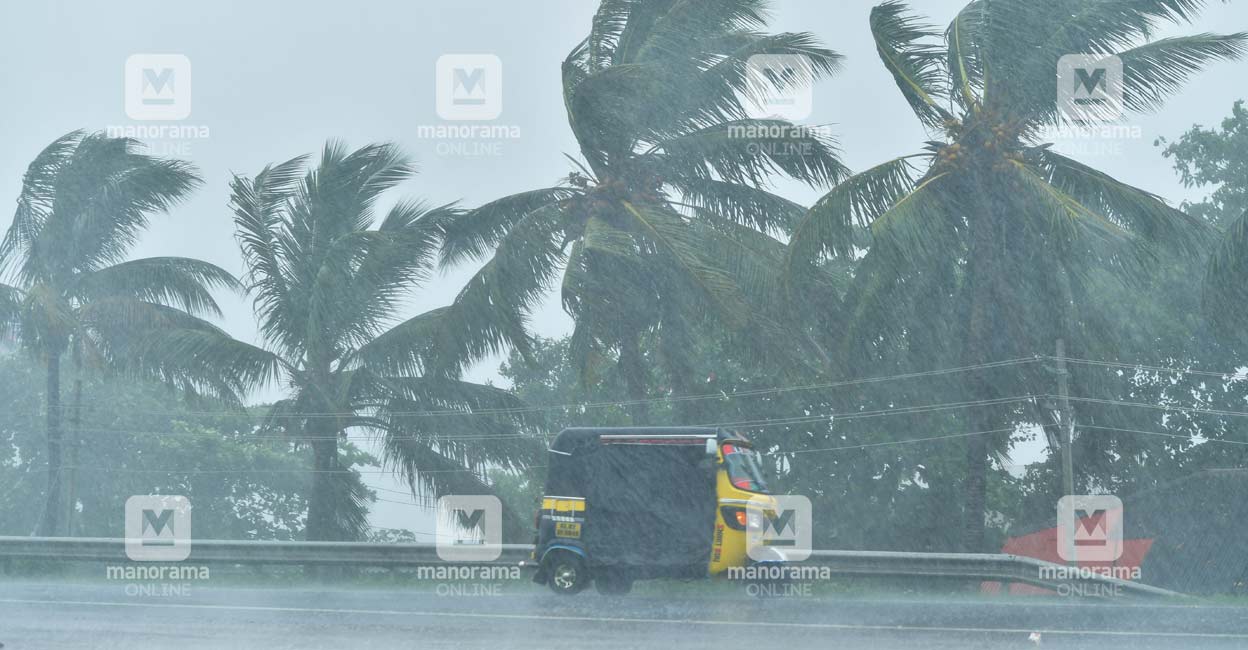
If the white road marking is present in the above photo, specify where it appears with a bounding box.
[2,598,1247,640]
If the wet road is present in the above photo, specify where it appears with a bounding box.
[2,579,1246,649]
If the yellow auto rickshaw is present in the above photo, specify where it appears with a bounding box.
[531,427,781,595]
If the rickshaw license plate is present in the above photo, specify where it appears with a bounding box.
[555,522,581,538]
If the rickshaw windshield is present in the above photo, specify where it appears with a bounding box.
[722,442,769,493]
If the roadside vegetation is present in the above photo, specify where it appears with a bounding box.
[2,0,1247,560]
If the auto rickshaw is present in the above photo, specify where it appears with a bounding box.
[530,427,782,595]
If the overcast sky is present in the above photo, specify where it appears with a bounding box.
[3,0,1246,533]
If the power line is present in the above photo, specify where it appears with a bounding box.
[24,426,542,442]
[1079,424,1248,446]
[23,419,1244,475]
[40,356,1043,420]
[703,395,1037,430]
[1063,395,1248,421]
[784,427,1020,454]
[1051,356,1248,381]
[12,394,1039,441]
[28,465,544,476]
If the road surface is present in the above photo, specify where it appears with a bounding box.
[2,579,1246,649]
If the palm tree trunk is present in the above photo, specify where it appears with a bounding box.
[960,178,1000,553]
[37,349,63,537]
[618,333,650,425]
[65,341,83,536]
[961,289,992,551]
[656,315,699,426]
[306,427,340,541]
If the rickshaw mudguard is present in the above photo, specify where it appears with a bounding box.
[532,543,587,584]
[540,544,587,562]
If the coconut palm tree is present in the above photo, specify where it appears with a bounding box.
[154,142,542,541]
[438,0,848,419]
[0,131,239,536]
[786,0,1246,551]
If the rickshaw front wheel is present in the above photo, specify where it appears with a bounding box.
[545,550,589,595]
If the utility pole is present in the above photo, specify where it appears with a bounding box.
[1056,339,1076,564]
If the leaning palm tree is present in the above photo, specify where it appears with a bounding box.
[439,0,847,418]
[156,142,542,541]
[786,0,1246,551]
[0,131,239,536]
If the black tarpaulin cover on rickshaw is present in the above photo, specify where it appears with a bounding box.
[545,427,718,576]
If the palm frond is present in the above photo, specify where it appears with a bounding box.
[787,154,928,269]
[657,31,842,137]
[348,305,486,379]
[621,200,751,329]
[301,141,416,238]
[672,178,807,232]
[440,206,569,363]
[1005,159,1136,252]
[688,214,826,367]
[1,130,83,274]
[72,257,241,319]
[655,119,848,188]
[1042,0,1211,58]
[375,431,536,541]
[561,216,658,339]
[439,188,579,268]
[861,172,961,272]
[586,0,634,69]
[50,134,202,273]
[1034,148,1213,255]
[0,282,22,342]
[229,154,307,355]
[869,1,951,129]
[633,0,769,64]
[333,202,453,349]
[1119,33,1248,114]
[945,0,985,111]
[83,299,281,402]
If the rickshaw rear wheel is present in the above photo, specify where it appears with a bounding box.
[593,571,633,595]
[545,550,589,595]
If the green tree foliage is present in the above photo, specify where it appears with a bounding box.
[787,0,1246,550]
[150,141,544,541]
[0,353,320,539]
[0,131,240,536]
[1159,99,1248,227]
[1162,101,1248,345]
[499,334,1031,552]
[439,0,847,423]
